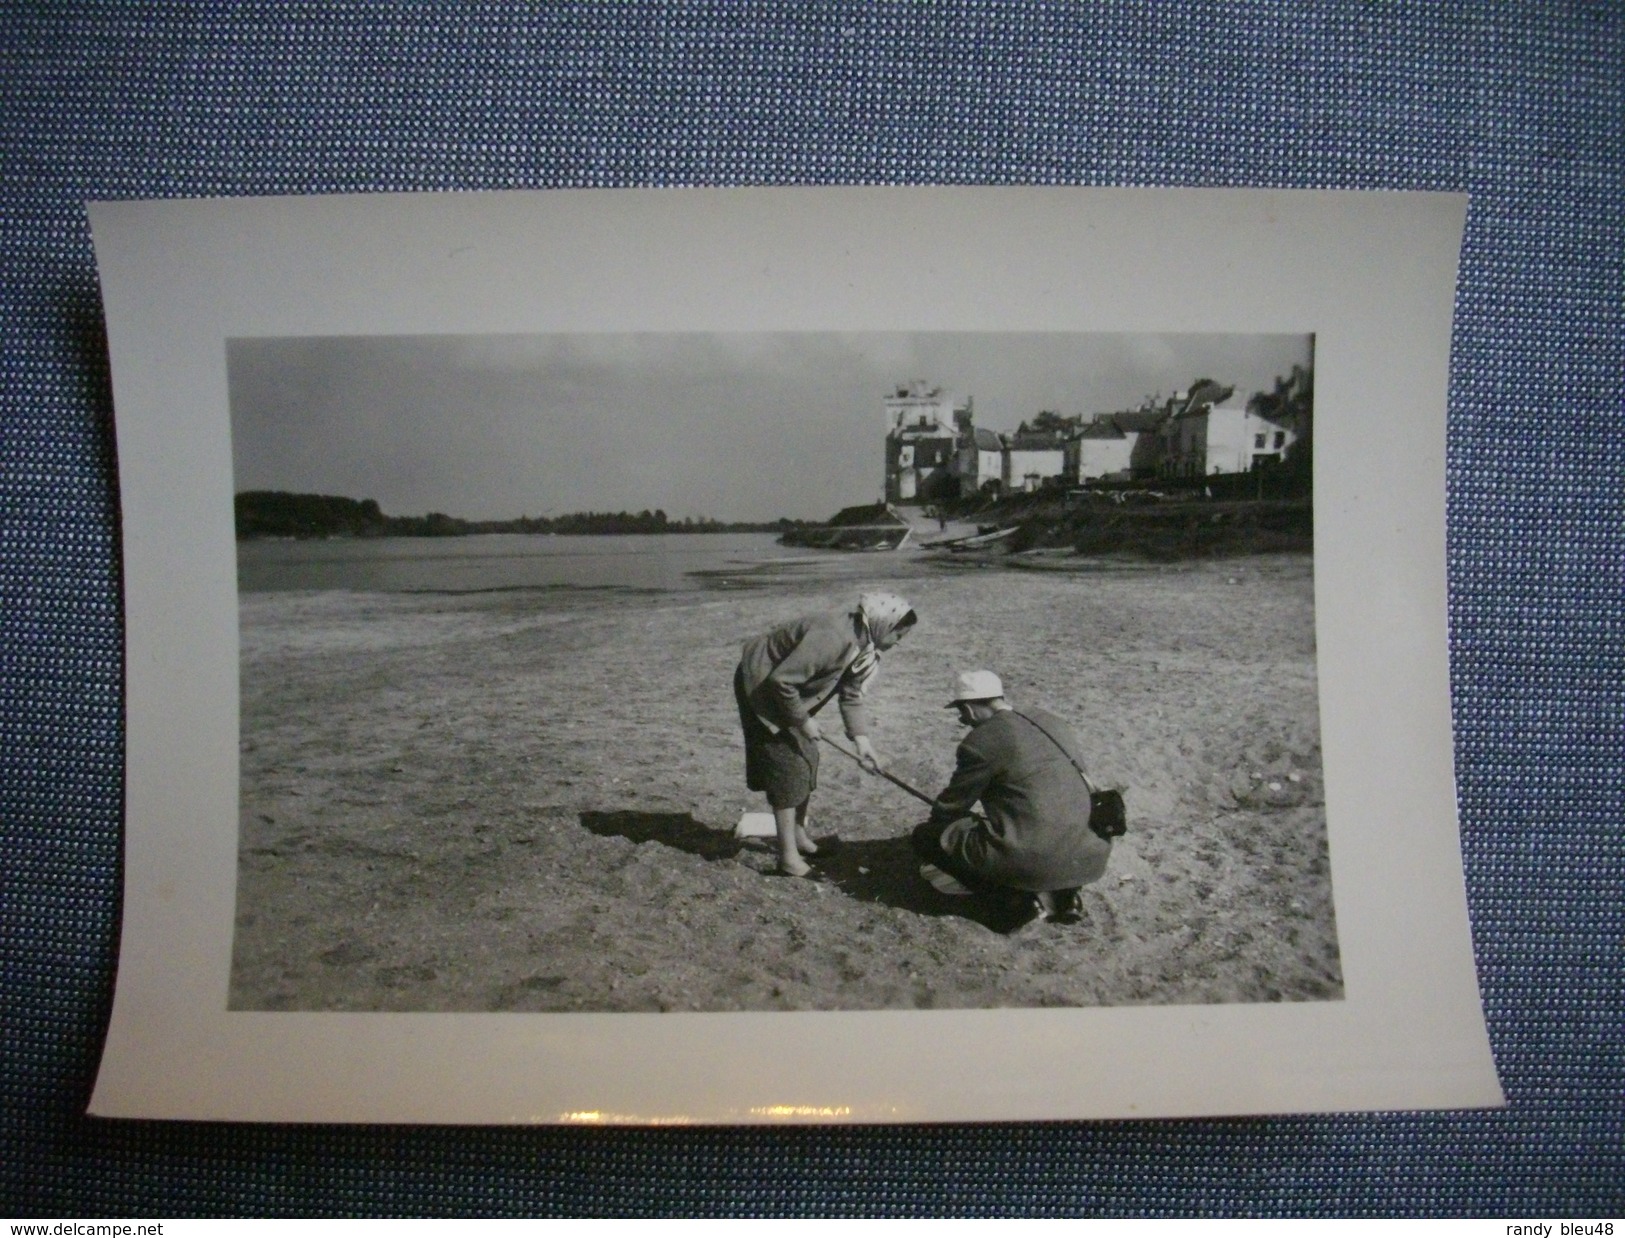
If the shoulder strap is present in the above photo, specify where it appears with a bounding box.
[1010,710,1097,794]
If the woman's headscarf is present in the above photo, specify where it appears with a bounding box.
[847,591,916,692]
[857,591,917,646]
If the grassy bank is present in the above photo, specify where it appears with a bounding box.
[955,495,1313,560]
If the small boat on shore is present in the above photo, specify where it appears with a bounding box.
[936,526,1019,552]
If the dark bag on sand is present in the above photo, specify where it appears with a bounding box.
[1088,788,1127,841]
[1012,711,1128,842]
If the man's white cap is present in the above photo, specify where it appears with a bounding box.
[946,669,1004,707]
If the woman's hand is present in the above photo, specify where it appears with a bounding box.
[853,735,882,773]
[797,716,823,743]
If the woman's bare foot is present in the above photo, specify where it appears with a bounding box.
[794,824,818,855]
[776,855,814,878]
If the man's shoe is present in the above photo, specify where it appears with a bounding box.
[919,863,975,896]
[1036,888,1084,925]
[997,893,1046,936]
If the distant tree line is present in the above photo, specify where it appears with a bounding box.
[235,492,389,538]
[234,491,796,539]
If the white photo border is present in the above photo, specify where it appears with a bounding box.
[88,187,1501,1123]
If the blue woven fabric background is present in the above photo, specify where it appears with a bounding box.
[3,2,1620,1218]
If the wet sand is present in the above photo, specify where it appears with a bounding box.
[230,551,1341,1011]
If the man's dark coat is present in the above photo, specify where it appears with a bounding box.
[931,706,1112,892]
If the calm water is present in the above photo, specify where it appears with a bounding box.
[236,532,843,594]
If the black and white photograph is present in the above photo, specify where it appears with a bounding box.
[88,188,1500,1123]
[227,331,1334,1013]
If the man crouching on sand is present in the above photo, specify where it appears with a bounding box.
[912,671,1114,932]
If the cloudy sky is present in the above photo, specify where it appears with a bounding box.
[228,332,1312,522]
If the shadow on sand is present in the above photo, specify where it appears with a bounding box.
[579,809,745,861]
[579,809,1035,934]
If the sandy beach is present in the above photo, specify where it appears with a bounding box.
[230,549,1341,1012]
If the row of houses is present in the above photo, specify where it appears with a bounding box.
[882,369,1311,504]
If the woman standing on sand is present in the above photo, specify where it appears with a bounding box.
[734,591,917,878]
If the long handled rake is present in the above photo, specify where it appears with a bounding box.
[821,736,991,899]
[732,735,937,840]
[820,735,934,805]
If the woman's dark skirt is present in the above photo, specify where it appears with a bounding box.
[734,664,819,809]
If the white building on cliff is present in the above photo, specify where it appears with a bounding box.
[883,382,970,503]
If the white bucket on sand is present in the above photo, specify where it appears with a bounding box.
[734,811,776,839]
